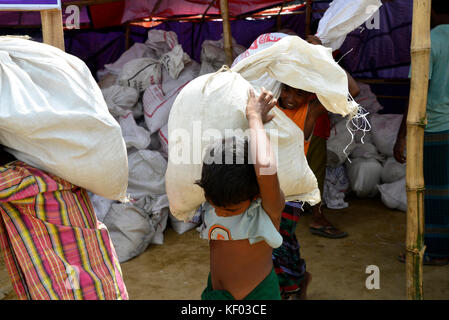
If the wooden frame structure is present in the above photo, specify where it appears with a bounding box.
[0,2,65,51]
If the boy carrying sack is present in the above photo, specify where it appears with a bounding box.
[196,88,285,300]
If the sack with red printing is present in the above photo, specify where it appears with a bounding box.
[143,61,200,134]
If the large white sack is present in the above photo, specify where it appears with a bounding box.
[127,150,167,200]
[370,114,403,156]
[381,157,406,184]
[316,0,383,51]
[143,61,200,134]
[232,34,359,117]
[378,178,407,212]
[166,70,321,221]
[345,158,382,198]
[0,37,128,201]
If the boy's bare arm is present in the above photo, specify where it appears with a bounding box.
[246,89,285,229]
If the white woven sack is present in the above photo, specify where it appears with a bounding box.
[232,34,359,117]
[166,70,320,221]
[0,37,128,201]
[346,158,382,198]
[117,57,162,93]
[378,178,407,212]
[143,61,200,134]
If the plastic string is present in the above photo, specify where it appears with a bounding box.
[343,95,371,163]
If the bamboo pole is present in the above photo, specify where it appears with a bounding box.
[406,0,431,300]
[220,0,233,67]
[305,0,313,36]
[41,9,65,51]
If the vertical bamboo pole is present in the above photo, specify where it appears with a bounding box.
[220,0,233,66]
[406,0,431,300]
[305,0,313,36]
[41,9,65,51]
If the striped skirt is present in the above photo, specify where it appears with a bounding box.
[0,161,128,300]
[424,130,449,258]
[272,203,306,298]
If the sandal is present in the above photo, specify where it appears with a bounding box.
[309,225,348,239]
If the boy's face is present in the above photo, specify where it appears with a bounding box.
[279,85,311,110]
[210,199,252,217]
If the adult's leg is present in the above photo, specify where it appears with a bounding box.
[307,135,347,238]
[272,203,311,299]
[423,131,449,263]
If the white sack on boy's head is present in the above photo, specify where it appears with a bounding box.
[232,34,359,118]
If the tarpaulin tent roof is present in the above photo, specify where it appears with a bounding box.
[0,0,290,28]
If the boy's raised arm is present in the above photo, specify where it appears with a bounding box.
[246,88,285,229]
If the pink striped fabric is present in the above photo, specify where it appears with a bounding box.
[0,161,128,300]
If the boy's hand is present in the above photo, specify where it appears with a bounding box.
[246,88,277,124]
[306,35,322,46]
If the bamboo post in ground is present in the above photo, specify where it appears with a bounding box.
[220,0,233,67]
[406,0,431,300]
[41,9,65,51]
[305,0,313,36]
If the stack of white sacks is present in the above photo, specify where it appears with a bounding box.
[324,82,407,212]
[90,30,245,262]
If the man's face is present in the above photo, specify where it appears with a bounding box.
[279,85,311,110]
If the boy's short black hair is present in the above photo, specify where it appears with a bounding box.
[195,136,260,208]
[433,0,449,14]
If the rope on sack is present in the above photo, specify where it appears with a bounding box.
[202,65,231,93]
[343,96,371,163]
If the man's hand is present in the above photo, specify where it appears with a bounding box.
[246,88,277,124]
[306,35,322,46]
[393,135,406,163]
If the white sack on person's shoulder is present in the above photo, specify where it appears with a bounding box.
[166,69,320,221]
[316,0,383,51]
[0,37,128,201]
[232,34,359,117]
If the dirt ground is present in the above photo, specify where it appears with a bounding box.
[1,197,448,300]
